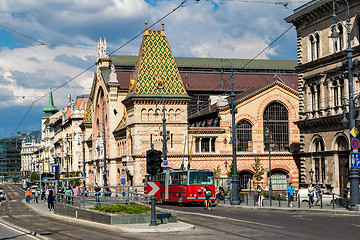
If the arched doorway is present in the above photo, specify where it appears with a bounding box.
[239,171,253,191]
[336,136,349,197]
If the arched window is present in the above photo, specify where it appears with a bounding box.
[141,109,147,122]
[338,24,344,51]
[263,102,289,151]
[239,171,254,190]
[336,136,348,151]
[309,35,315,61]
[315,33,320,59]
[175,109,181,122]
[355,16,360,45]
[236,120,252,152]
[312,138,325,182]
[269,170,288,190]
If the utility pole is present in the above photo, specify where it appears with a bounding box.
[102,95,107,186]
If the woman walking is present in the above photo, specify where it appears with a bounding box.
[47,186,54,211]
[257,185,263,207]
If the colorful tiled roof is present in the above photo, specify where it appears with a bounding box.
[127,29,188,97]
[83,100,93,123]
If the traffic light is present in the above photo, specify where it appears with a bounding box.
[55,165,60,180]
[146,149,156,174]
[146,149,163,175]
[153,150,163,173]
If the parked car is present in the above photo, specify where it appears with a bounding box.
[0,189,6,200]
[297,188,339,204]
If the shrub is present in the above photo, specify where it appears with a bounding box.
[92,204,151,214]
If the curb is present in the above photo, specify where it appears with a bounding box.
[216,204,360,215]
[26,201,195,233]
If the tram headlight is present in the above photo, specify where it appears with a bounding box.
[197,189,201,194]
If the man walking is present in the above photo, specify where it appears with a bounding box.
[286,182,295,207]
[94,183,101,206]
[25,188,31,203]
[314,181,323,206]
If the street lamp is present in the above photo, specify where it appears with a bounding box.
[78,135,86,187]
[329,0,360,210]
[265,117,273,207]
[309,168,314,185]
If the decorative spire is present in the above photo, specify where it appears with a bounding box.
[42,88,59,119]
[162,20,164,31]
[145,20,147,30]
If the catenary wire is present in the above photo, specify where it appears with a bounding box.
[11,0,189,136]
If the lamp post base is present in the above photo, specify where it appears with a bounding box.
[230,176,240,205]
[348,168,359,211]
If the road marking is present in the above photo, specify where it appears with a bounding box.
[174,209,283,229]
[0,221,39,239]
[352,224,360,227]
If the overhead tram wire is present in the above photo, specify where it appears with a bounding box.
[11,0,189,136]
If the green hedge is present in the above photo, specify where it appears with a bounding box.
[92,204,151,214]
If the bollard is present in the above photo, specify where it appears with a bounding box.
[288,194,290,207]
[332,193,335,209]
[320,195,323,209]
[278,194,281,207]
[150,195,157,226]
[270,192,272,207]
[254,194,256,206]
[298,194,300,208]
[246,194,248,205]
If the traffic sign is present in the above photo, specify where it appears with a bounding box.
[350,127,359,138]
[103,170,107,175]
[121,170,126,178]
[51,165,56,174]
[146,182,160,196]
[163,160,168,167]
[120,178,126,185]
[351,138,360,149]
[122,192,126,197]
[351,152,360,167]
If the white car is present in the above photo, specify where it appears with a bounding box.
[0,190,6,200]
[297,188,339,205]
[31,185,39,194]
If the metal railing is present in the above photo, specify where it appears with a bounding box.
[55,186,150,209]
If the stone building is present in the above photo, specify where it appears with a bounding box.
[83,22,300,190]
[285,0,360,195]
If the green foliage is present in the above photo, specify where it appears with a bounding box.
[30,173,39,182]
[213,165,221,178]
[226,162,241,178]
[92,204,151,214]
[251,157,266,182]
[263,191,287,201]
[64,171,81,186]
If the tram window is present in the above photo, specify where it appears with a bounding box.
[189,172,214,185]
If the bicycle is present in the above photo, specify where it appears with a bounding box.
[203,200,212,210]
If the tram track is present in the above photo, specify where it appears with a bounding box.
[0,184,135,240]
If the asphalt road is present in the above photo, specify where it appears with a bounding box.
[0,220,39,240]
[1,184,359,240]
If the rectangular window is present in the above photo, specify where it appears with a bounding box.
[201,138,210,152]
[334,86,338,106]
[211,138,216,152]
[315,159,320,182]
[171,133,173,148]
[321,158,325,183]
[195,138,200,153]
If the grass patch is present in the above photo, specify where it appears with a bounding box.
[91,204,151,214]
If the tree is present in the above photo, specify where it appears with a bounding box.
[251,157,266,182]
[226,162,241,178]
[213,165,221,178]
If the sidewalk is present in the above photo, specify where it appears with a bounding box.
[24,199,195,233]
[216,198,360,215]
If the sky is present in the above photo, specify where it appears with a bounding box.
[0,0,307,140]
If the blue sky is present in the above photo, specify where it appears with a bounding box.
[0,0,307,139]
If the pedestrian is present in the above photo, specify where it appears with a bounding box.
[257,185,263,207]
[314,181,323,206]
[94,183,101,206]
[47,187,54,211]
[308,184,315,206]
[34,188,40,203]
[286,182,295,207]
[25,188,31,203]
[105,187,111,197]
[65,186,72,204]
[73,185,79,196]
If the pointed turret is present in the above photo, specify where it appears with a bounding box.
[42,88,59,119]
[126,21,189,99]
